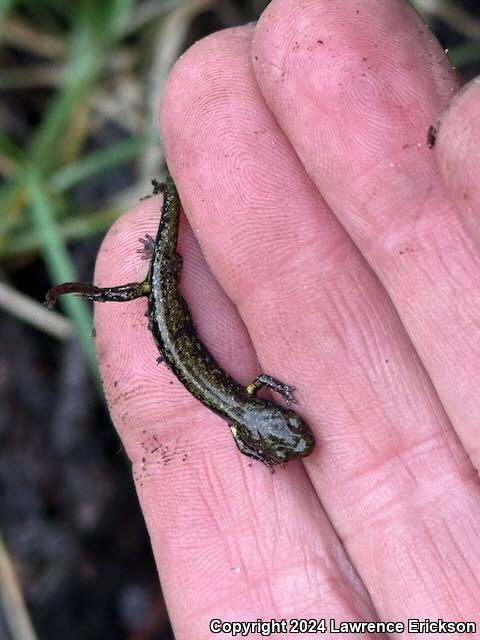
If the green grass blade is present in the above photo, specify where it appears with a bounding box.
[29,0,136,171]
[0,131,24,163]
[51,135,153,191]
[2,205,120,258]
[29,44,100,168]
[26,170,99,377]
[0,0,14,41]
[448,41,480,68]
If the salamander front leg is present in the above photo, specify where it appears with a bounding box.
[137,234,156,260]
[229,424,274,472]
[245,374,297,405]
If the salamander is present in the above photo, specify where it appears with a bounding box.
[45,172,315,470]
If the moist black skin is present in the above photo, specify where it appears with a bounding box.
[45,172,315,470]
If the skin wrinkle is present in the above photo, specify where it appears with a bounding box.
[321,355,401,447]
[401,545,436,612]
[313,286,437,458]
[326,539,373,612]
[239,508,336,612]
[325,283,395,391]
[427,232,469,296]
[190,496,288,605]
[236,490,276,605]
[435,87,480,250]
[332,460,478,604]
[210,561,342,622]
[415,523,468,616]
[396,236,480,355]
[383,509,474,616]
[337,433,454,527]
[202,450,262,529]
[328,398,383,468]
[440,118,475,182]
[200,460,232,532]
[443,518,480,595]
[141,463,229,556]
[424,523,469,615]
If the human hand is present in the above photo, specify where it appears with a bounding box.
[93,1,480,637]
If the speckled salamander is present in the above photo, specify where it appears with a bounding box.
[45,172,315,470]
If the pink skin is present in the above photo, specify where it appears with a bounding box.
[93,1,480,637]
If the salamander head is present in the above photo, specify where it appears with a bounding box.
[234,405,315,467]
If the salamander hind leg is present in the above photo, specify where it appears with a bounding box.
[229,424,274,472]
[245,374,297,405]
[45,281,150,309]
[151,178,165,194]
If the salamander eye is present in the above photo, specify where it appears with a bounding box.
[273,446,288,460]
[288,415,303,432]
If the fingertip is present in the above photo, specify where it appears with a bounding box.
[159,25,255,163]
[433,78,480,240]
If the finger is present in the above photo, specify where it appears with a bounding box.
[94,91,380,640]
[253,0,480,474]
[161,2,480,628]
[433,77,480,245]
